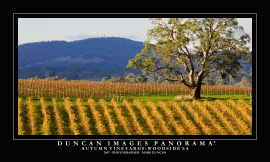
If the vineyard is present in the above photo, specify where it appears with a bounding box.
[18,79,252,99]
[18,97,252,135]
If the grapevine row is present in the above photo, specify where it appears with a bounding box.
[18,79,252,98]
[18,97,252,135]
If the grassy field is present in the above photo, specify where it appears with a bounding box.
[17,79,252,135]
[118,94,251,102]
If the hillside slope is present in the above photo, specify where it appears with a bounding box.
[18,37,144,80]
[18,37,144,69]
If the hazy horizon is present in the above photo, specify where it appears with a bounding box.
[18,18,252,47]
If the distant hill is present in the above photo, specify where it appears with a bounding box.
[19,37,144,69]
[18,37,144,80]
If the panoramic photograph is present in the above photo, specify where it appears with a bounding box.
[17,17,252,135]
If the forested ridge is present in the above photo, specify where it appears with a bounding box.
[18,37,143,80]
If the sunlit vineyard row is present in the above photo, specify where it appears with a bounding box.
[18,79,252,98]
[18,97,252,135]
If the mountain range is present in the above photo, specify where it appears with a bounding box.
[18,37,144,80]
[19,37,144,69]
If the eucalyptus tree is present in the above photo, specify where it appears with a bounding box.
[127,18,251,99]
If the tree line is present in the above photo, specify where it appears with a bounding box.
[101,72,251,87]
[28,70,251,88]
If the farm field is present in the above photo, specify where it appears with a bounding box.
[18,79,252,99]
[17,79,252,135]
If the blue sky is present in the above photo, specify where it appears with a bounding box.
[18,18,252,47]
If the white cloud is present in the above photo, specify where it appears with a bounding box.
[65,34,100,41]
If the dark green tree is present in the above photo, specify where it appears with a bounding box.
[108,77,125,82]
[125,73,137,82]
[102,75,112,82]
[135,75,147,83]
[235,76,252,87]
[127,18,251,99]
